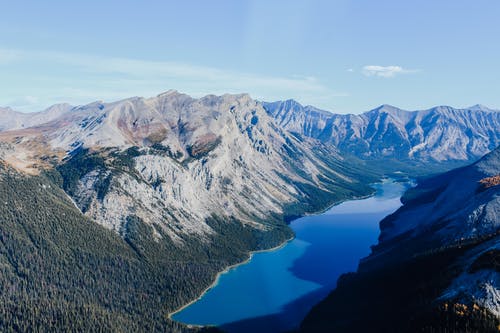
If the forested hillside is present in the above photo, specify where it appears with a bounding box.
[0,163,272,332]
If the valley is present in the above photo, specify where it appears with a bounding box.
[0,92,377,332]
[0,91,498,332]
[3,2,499,332]
[300,147,500,333]
[172,180,408,333]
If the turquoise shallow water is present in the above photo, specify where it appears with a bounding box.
[172,181,408,332]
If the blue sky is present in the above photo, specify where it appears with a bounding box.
[1,0,499,113]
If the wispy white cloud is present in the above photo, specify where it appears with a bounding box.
[0,48,347,112]
[362,65,419,78]
[51,52,330,95]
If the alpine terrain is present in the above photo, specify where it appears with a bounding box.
[0,91,375,332]
[264,100,500,171]
[0,90,498,332]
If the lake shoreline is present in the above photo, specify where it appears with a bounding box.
[167,234,296,321]
[169,180,410,332]
[302,192,376,217]
[168,184,381,323]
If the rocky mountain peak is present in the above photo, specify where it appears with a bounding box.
[468,104,498,112]
[264,100,500,163]
[0,91,375,242]
[373,103,404,113]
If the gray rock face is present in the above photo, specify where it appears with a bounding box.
[0,91,373,245]
[263,101,500,162]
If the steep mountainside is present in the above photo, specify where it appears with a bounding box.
[0,163,224,332]
[300,147,500,333]
[264,100,500,165]
[0,91,375,240]
[0,91,376,331]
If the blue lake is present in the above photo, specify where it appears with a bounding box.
[172,180,408,332]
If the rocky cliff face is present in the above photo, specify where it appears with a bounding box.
[264,100,500,163]
[0,91,374,245]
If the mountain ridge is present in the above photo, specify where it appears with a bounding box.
[264,99,500,164]
[0,90,376,243]
[4,95,498,125]
[0,91,380,332]
[1,91,499,332]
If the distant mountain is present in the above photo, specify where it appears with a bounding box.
[300,146,500,332]
[263,100,500,164]
[0,91,375,331]
[0,104,73,131]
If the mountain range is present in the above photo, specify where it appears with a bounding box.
[0,91,499,332]
[0,91,375,332]
[263,100,500,165]
[0,91,374,239]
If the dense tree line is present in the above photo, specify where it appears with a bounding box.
[0,143,377,332]
[0,166,254,332]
